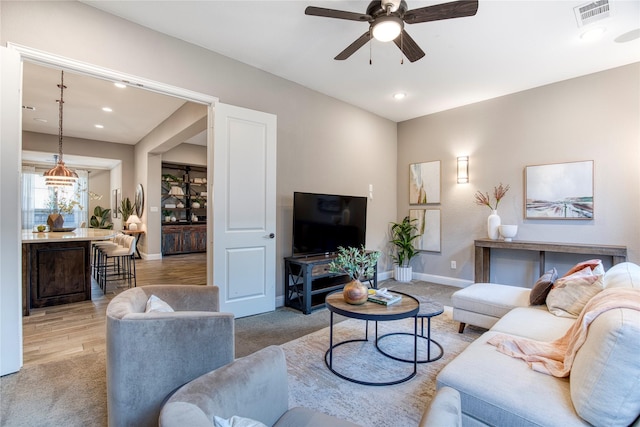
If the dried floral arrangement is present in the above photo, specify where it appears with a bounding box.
[474,183,510,211]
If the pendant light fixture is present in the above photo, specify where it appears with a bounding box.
[44,70,78,187]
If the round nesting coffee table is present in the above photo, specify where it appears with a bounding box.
[324,290,419,386]
[375,295,444,363]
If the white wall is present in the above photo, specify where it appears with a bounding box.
[398,63,640,286]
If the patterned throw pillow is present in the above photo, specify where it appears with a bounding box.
[562,259,602,277]
[546,263,605,318]
[529,268,558,305]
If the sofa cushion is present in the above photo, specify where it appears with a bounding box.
[419,387,461,427]
[529,268,558,305]
[452,283,531,318]
[547,265,604,318]
[491,307,574,341]
[436,331,588,427]
[604,262,640,289]
[571,307,640,427]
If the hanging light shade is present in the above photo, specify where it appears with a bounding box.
[44,70,78,187]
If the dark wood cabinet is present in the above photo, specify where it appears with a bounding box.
[284,255,378,314]
[162,224,207,255]
[161,162,207,255]
[23,240,92,312]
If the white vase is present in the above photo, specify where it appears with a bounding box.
[394,266,412,282]
[487,210,501,240]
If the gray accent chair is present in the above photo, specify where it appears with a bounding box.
[106,285,234,427]
[159,345,361,427]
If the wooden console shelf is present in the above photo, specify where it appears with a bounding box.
[284,255,378,314]
[474,238,627,283]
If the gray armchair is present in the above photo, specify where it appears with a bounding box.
[159,345,361,427]
[106,285,234,427]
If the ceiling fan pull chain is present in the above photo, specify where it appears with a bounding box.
[369,39,372,65]
[400,32,404,65]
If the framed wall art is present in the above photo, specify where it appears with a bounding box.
[409,209,441,252]
[524,160,594,220]
[409,160,440,204]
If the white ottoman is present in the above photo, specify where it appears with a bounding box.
[452,283,531,332]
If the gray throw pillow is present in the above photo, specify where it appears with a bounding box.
[529,268,558,305]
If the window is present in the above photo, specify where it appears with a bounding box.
[22,167,88,230]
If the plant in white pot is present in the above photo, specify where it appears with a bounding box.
[329,246,380,305]
[390,216,420,282]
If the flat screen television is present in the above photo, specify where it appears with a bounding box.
[292,192,367,257]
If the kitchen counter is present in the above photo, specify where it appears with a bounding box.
[22,228,117,315]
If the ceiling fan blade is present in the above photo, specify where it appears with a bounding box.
[403,0,478,24]
[393,30,426,63]
[305,6,370,22]
[335,31,371,60]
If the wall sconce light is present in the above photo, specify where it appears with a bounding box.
[457,156,469,184]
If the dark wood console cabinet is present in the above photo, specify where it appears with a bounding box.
[162,224,207,255]
[284,255,378,314]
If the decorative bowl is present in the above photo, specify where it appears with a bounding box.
[499,225,518,242]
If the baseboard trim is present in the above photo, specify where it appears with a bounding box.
[381,270,473,288]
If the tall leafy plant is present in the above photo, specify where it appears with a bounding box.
[118,197,135,223]
[390,216,420,267]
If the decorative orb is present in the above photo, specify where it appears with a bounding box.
[499,225,518,242]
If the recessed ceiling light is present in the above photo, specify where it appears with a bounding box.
[94,124,104,129]
[393,92,406,100]
[34,118,47,123]
[102,107,113,112]
[580,27,606,41]
[114,82,126,89]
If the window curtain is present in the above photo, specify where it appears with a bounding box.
[74,170,89,227]
[21,166,36,230]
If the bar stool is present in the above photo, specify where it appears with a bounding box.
[97,235,137,291]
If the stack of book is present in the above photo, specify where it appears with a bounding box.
[367,292,402,306]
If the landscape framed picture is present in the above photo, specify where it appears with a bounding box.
[409,160,440,204]
[409,209,441,252]
[524,160,594,220]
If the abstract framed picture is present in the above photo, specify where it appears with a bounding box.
[524,160,594,220]
[409,209,441,252]
[409,161,440,204]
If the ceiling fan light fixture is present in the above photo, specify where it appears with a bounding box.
[372,16,403,42]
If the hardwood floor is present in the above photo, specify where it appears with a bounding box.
[22,253,207,366]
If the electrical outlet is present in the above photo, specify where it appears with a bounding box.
[450,260,457,269]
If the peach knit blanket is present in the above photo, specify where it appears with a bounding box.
[487,287,640,377]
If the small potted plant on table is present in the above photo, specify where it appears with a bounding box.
[329,246,380,305]
[390,216,420,282]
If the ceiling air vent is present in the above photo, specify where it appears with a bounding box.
[574,0,610,27]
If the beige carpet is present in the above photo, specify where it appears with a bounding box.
[282,307,483,427]
[1,307,483,427]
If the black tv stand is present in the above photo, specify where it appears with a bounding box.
[284,254,378,314]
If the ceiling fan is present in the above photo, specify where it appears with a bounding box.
[305,0,479,63]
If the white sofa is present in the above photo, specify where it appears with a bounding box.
[438,262,640,426]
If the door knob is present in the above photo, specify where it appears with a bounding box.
[268,233,275,239]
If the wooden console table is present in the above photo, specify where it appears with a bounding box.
[474,239,627,283]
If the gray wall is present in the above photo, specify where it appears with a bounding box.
[397,63,640,286]
[2,1,398,295]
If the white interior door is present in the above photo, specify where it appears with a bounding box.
[0,46,24,375]
[213,103,277,318]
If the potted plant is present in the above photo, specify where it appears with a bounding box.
[329,246,380,305]
[390,216,420,282]
[89,206,113,229]
[118,197,135,227]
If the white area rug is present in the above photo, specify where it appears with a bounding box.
[281,307,483,426]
